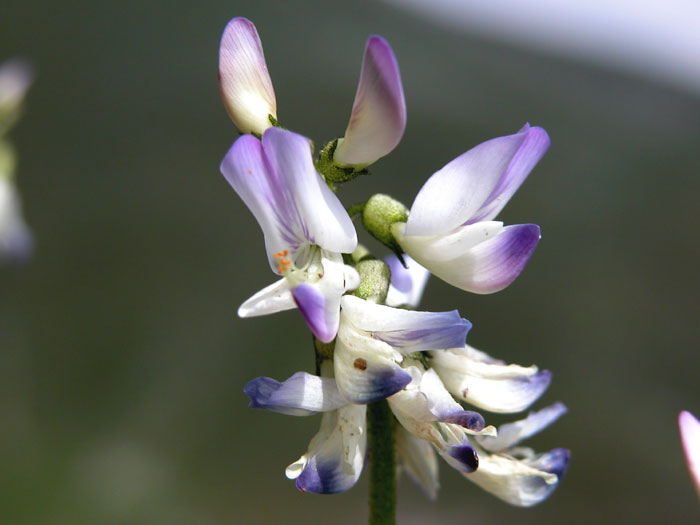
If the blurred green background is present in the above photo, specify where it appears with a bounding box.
[1,1,699,523]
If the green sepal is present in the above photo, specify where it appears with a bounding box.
[362,194,409,259]
[352,259,390,304]
[316,139,369,184]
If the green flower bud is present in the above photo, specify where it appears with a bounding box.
[362,194,408,256]
[352,259,391,304]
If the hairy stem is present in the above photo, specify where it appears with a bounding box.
[367,399,396,525]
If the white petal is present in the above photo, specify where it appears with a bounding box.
[396,425,439,500]
[394,221,505,263]
[334,320,411,404]
[463,451,566,507]
[430,346,551,413]
[477,403,568,452]
[333,36,406,167]
[238,278,295,317]
[285,404,367,494]
[244,372,348,415]
[340,295,470,353]
[394,222,540,294]
[218,17,276,135]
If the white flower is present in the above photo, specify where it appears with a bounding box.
[392,124,549,294]
[220,127,358,342]
[218,18,277,136]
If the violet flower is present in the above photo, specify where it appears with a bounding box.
[332,36,406,169]
[392,124,549,294]
[220,127,359,342]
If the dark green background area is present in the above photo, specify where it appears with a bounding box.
[1,1,699,523]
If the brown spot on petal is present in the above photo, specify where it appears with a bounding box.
[353,358,367,371]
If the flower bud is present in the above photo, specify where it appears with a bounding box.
[219,17,277,135]
[351,259,390,304]
[362,193,408,255]
[333,36,406,169]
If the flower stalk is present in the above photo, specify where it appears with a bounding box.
[368,399,396,525]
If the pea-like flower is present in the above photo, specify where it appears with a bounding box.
[332,36,406,169]
[218,17,405,169]
[218,17,277,136]
[468,403,569,506]
[333,295,471,404]
[679,410,700,499]
[244,364,366,494]
[392,124,549,294]
[220,127,359,342]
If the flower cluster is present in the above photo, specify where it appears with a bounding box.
[218,17,569,507]
[0,59,33,262]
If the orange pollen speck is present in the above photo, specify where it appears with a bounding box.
[274,250,292,274]
[247,169,252,174]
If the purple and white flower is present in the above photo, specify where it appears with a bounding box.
[333,295,471,404]
[219,17,277,136]
[392,124,549,294]
[388,366,494,476]
[244,365,366,494]
[220,127,359,342]
[467,403,569,507]
[429,344,552,414]
[333,36,406,169]
[679,410,700,499]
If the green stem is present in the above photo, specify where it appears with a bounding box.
[367,399,396,525]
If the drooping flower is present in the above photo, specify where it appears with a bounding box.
[333,295,471,404]
[468,403,569,507]
[220,127,359,342]
[388,366,493,475]
[244,365,366,494]
[679,410,700,498]
[392,124,549,294]
[429,344,552,413]
[332,36,406,169]
[390,353,567,505]
[219,17,277,136]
